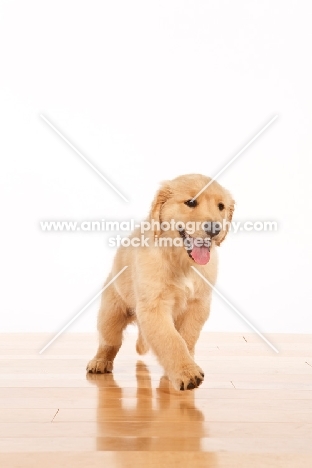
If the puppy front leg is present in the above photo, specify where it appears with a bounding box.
[175,297,211,358]
[136,300,204,391]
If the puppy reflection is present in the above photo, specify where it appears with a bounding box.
[87,361,216,454]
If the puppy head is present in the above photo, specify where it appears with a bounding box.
[149,174,235,265]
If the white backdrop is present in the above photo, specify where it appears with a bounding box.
[1,1,311,335]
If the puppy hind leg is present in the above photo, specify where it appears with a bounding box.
[86,288,128,374]
[136,326,149,355]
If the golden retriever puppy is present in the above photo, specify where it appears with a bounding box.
[87,174,234,390]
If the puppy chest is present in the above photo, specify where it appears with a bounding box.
[172,275,196,313]
[182,276,195,298]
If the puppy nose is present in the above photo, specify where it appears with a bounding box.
[204,221,221,237]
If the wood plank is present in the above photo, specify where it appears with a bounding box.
[0,378,233,389]
[1,332,311,346]
[0,436,311,453]
[0,452,311,468]
[0,409,57,423]
[0,374,311,390]
[53,405,312,423]
[0,387,311,402]
[1,357,312,374]
[1,396,312,410]
[1,421,312,439]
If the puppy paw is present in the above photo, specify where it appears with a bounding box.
[171,363,204,391]
[86,358,114,374]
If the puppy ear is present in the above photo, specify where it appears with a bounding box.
[216,200,235,246]
[149,182,172,238]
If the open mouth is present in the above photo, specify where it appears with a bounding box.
[179,230,211,265]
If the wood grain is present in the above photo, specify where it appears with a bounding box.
[0,332,311,467]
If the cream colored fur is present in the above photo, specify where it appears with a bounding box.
[87,174,234,391]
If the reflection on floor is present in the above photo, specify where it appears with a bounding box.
[0,332,312,467]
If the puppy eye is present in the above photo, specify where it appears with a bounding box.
[184,199,198,208]
[218,203,225,211]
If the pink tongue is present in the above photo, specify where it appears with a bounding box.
[191,246,210,265]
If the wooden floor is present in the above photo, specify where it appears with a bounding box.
[0,332,312,467]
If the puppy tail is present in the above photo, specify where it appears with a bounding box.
[136,330,149,355]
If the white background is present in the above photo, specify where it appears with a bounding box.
[1,1,311,337]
